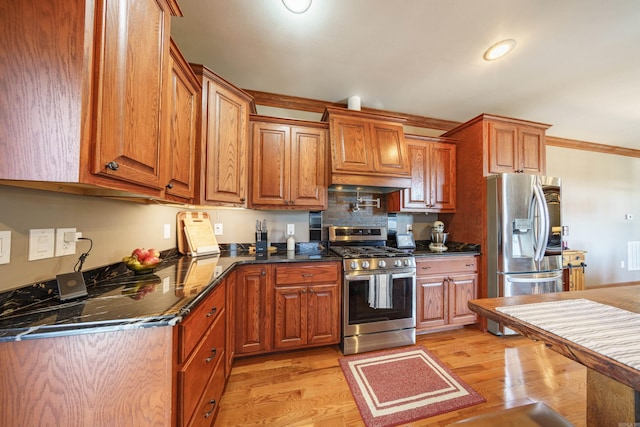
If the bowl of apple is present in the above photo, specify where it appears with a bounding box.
[122,248,162,275]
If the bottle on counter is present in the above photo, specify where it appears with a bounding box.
[287,234,295,252]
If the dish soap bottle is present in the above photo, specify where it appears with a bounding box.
[287,233,295,252]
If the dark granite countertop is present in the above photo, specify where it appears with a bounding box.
[0,249,340,343]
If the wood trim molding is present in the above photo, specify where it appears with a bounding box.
[546,136,640,159]
[245,89,640,159]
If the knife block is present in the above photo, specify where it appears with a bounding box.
[255,232,268,259]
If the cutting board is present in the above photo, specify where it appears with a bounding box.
[177,211,220,256]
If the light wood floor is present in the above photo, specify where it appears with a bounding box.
[216,326,586,426]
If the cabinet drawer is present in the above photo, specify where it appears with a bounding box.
[563,251,585,266]
[417,256,478,276]
[178,283,225,364]
[179,312,225,427]
[274,262,340,285]
[188,355,226,427]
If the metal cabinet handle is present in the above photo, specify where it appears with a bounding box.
[205,347,217,363]
[165,182,173,189]
[421,266,432,270]
[240,197,246,202]
[261,270,266,276]
[301,289,306,294]
[206,307,217,317]
[580,262,587,273]
[465,264,474,267]
[302,273,314,277]
[204,399,216,418]
[105,161,119,171]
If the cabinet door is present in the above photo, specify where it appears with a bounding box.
[166,40,199,201]
[290,126,327,208]
[429,142,456,211]
[251,123,290,206]
[487,121,519,174]
[235,266,272,355]
[202,78,249,205]
[448,273,478,325]
[308,283,340,345]
[92,0,172,190]
[519,126,546,175]
[401,141,430,210]
[416,276,447,330]
[330,117,373,173]
[273,286,307,350]
[370,121,410,176]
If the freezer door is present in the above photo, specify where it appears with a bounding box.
[500,271,563,297]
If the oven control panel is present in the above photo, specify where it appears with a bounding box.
[345,257,415,272]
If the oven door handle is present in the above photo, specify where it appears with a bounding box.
[345,274,376,282]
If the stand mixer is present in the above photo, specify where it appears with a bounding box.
[429,220,448,252]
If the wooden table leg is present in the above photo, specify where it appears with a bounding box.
[587,368,640,426]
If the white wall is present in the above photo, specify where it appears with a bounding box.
[546,146,640,286]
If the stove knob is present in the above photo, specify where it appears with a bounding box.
[350,261,358,270]
[361,261,370,269]
[378,260,386,268]
[394,260,402,267]
[403,259,411,266]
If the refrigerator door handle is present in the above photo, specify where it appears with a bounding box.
[504,272,563,283]
[533,180,550,262]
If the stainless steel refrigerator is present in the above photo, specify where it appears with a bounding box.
[486,173,564,335]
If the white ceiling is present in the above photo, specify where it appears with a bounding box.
[171,0,640,149]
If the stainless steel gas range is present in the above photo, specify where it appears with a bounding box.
[329,226,416,355]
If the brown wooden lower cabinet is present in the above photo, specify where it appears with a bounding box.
[235,262,341,356]
[174,280,227,427]
[273,262,340,351]
[416,255,478,333]
[234,265,273,355]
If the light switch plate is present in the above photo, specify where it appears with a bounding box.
[214,223,223,235]
[28,229,55,261]
[287,224,295,235]
[0,231,11,264]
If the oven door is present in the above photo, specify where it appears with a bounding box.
[343,270,416,337]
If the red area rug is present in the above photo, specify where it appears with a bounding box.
[339,346,485,427]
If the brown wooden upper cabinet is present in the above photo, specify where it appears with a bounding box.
[191,65,253,207]
[322,107,411,189]
[388,135,457,213]
[444,114,550,176]
[250,117,328,210]
[487,120,548,175]
[1,0,182,198]
[166,39,201,203]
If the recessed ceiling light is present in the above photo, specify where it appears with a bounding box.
[282,0,312,14]
[483,39,516,61]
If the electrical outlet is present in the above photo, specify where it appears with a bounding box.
[214,223,223,235]
[0,231,11,265]
[287,224,295,235]
[28,229,55,261]
[625,213,634,220]
[406,224,413,233]
[55,228,77,257]
[163,223,171,239]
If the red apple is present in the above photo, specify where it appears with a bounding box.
[132,248,149,261]
[142,256,160,266]
[148,248,160,258]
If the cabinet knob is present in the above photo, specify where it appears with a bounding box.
[301,289,306,294]
[206,307,217,317]
[240,197,246,202]
[105,161,119,171]
[165,182,173,189]
[261,270,266,276]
